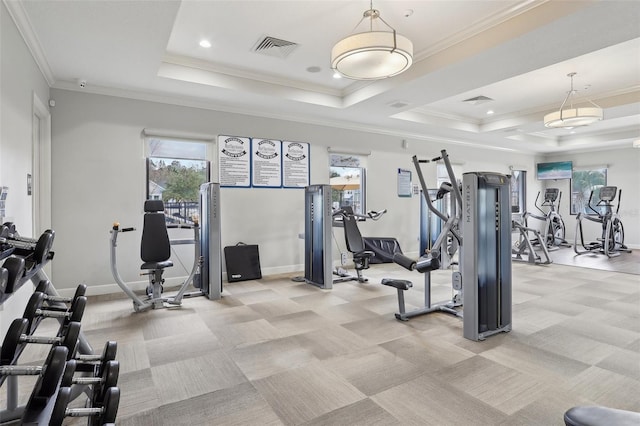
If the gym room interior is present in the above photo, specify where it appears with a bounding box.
[1,1,639,425]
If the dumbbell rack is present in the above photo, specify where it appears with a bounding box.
[1,267,95,423]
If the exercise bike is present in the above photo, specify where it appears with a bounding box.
[574,186,631,258]
[524,188,570,249]
[110,200,204,311]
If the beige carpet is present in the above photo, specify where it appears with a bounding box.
[4,261,639,425]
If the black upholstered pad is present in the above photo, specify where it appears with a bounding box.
[343,213,366,254]
[381,278,413,291]
[140,212,171,263]
[564,406,640,426]
[144,199,165,212]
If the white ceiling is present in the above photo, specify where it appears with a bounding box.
[7,0,640,154]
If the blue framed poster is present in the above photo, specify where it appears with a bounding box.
[252,139,282,188]
[282,141,310,188]
[218,135,251,188]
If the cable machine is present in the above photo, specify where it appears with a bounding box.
[383,150,512,341]
[303,184,385,288]
[461,172,512,341]
[304,185,334,289]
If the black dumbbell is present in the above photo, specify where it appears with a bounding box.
[23,291,86,335]
[1,223,54,247]
[0,344,68,398]
[1,256,26,294]
[73,341,117,376]
[0,222,15,238]
[0,318,80,367]
[50,386,120,426]
[62,358,119,406]
[0,229,55,266]
[35,280,87,306]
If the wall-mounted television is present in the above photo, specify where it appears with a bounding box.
[536,161,572,180]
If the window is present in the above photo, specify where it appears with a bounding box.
[510,170,526,216]
[571,167,607,215]
[435,162,462,218]
[329,154,366,215]
[146,137,211,224]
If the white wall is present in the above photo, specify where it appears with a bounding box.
[0,1,51,335]
[48,89,541,294]
[542,148,640,248]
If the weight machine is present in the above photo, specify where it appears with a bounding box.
[382,150,512,341]
[303,185,385,288]
[110,182,222,311]
[574,186,631,258]
[383,151,463,320]
[420,184,459,270]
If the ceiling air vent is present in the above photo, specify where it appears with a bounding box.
[462,95,493,105]
[252,36,298,59]
[389,101,410,109]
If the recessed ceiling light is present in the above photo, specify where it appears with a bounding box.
[333,71,342,79]
[199,39,212,48]
[487,110,494,115]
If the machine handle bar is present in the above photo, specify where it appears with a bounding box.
[112,223,135,232]
[166,223,199,229]
[367,209,387,220]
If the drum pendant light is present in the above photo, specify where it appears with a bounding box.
[544,72,603,129]
[331,1,413,80]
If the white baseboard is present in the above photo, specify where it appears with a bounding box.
[57,264,307,297]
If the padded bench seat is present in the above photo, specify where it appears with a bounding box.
[564,406,640,426]
[363,237,403,264]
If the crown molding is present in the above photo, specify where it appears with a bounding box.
[51,81,529,155]
[413,0,548,62]
[3,0,55,86]
[162,54,343,98]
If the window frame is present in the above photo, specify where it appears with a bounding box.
[329,154,367,218]
[570,167,608,215]
[144,135,213,225]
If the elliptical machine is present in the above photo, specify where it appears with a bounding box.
[574,186,631,258]
[524,188,570,249]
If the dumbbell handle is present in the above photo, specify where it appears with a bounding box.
[75,354,103,362]
[66,407,103,417]
[42,294,73,303]
[0,237,34,250]
[0,365,42,375]
[34,307,72,319]
[21,334,62,345]
[70,376,108,385]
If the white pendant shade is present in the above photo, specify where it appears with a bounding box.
[331,31,413,80]
[543,106,603,128]
[543,72,603,129]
